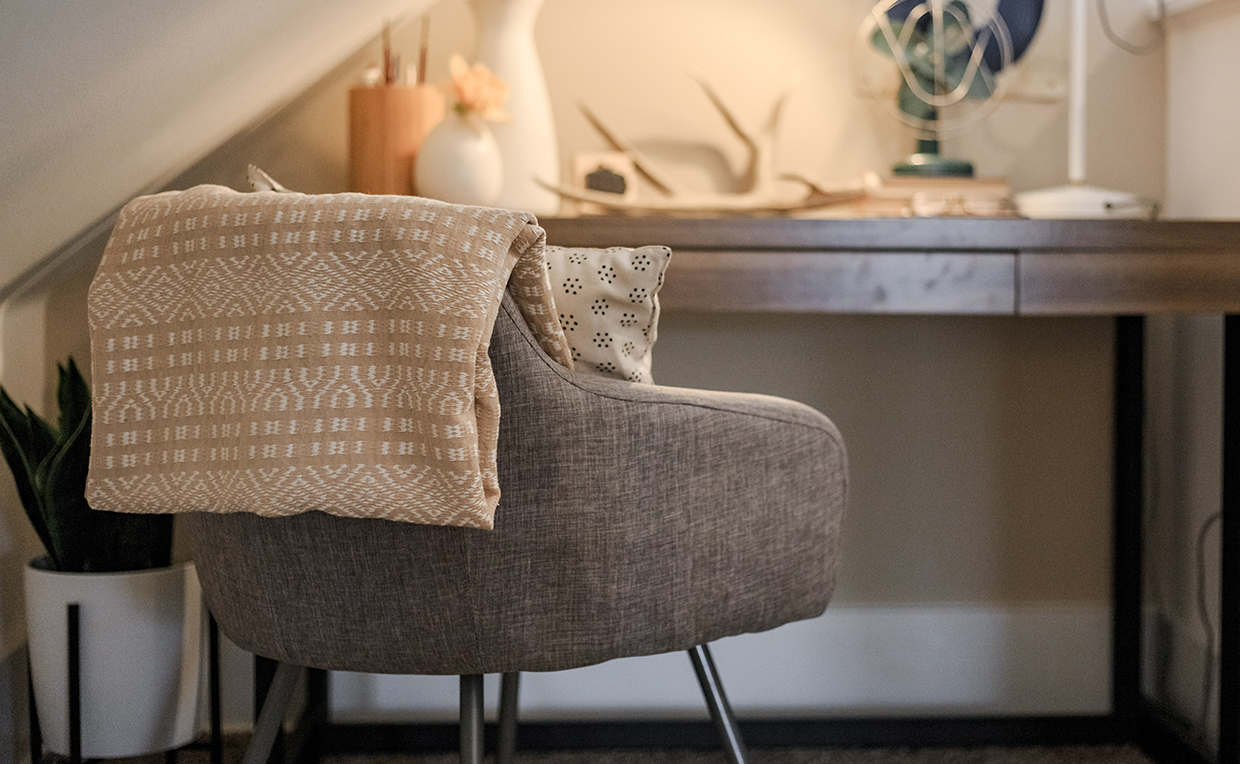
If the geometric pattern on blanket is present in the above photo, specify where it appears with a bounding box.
[86,185,571,529]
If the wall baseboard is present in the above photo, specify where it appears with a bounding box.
[322,714,1124,755]
[330,603,1112,723]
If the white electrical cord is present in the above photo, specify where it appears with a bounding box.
[1097,0,1166,55]
[1196,511,1222,738]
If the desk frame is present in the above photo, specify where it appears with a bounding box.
[540,217,1240,764]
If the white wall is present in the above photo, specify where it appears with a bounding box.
[0,0,439,296]
[1144,0,1240,745]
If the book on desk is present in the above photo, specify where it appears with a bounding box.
[847,176,1016,218]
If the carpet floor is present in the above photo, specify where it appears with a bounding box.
[97,740,1156,764]
[319,746,1155,764]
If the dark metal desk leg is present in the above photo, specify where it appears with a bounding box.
[1113,316,1145,734]
[1219,314,1240,763]
[210,614,223,764]
[67,603,81,764]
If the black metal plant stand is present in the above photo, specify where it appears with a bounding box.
[27,604,223,764]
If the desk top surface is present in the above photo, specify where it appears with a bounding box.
[541,216,1240,253]
[539,217,1240,315]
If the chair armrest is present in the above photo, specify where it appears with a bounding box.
[484,294,847,669]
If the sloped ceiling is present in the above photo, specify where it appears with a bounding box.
[0,0,435,298]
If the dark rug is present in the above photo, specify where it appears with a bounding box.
[97,740,1154,764]
[320,747,1153,764]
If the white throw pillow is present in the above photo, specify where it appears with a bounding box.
[544,245,671,384]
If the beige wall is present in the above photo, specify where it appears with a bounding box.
[400,0,1158,605]
[655,312,1113,604]
[1166,0,1240,219]
[0,0,1176,738]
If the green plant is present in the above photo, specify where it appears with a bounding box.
[0,359,172,572]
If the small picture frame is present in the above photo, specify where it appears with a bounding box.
[571,152,637,215]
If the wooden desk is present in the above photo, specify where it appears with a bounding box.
[543,217,1240,316]
[544,217,1240,764]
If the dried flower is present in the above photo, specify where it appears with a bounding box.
[449,54,511,122]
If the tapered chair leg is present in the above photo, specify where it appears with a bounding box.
[242,661,301,764]
[688,644,749,764]
[460,674,485,764]
[498,672,520,764]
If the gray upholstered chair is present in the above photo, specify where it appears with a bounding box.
[185,291,847,764]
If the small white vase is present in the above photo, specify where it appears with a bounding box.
[416,110,504,206]
[25,559,205,758]
[470,0,561,215]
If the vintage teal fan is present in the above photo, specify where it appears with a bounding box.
[855,0,1043,177]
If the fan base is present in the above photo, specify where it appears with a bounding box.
[893,153,975,178]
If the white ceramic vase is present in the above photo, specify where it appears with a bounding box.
[416,110,504,206]
[470,0,561,215]
[25,559,205,758]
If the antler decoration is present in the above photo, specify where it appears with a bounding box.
[539,78,861,216]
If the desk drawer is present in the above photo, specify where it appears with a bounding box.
[660,250,1016,314]
[1020,251,1240,314]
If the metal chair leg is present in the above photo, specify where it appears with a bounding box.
[688,644,749,764]
[242,661,300,764]
[460,674,485,764]
[498,672,520,764]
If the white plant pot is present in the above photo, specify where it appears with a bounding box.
[25,559,205,758]
[416,111,505,206]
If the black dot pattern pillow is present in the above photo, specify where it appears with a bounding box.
[544,245,671,384]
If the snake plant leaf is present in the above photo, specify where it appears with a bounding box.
[56,359,91,441]
[2,356,175,572]
[0,390,57,565]
[97,510,174,572]
[36,407,93,571]
[41,406,173,572]
[26,406,58,463]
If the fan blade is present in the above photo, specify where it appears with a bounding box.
[987,0,1044,68]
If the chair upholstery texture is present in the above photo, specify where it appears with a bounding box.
[186,292,846,675]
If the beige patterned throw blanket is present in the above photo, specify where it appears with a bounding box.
[86,185,571,529]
